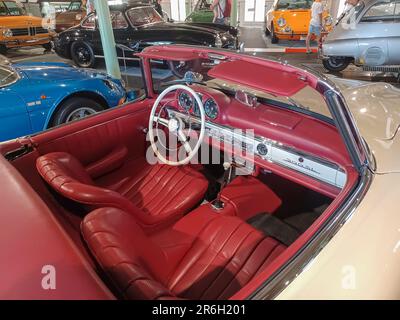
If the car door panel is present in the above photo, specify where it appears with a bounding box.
[357,1,396,66]
[388,1,400,64]
[0,87,32,142]
[31,99,151,174]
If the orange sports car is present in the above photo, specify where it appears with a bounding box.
[0,0,53,54]
[265,0,333,43]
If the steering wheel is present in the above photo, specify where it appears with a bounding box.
[148,84,206,166]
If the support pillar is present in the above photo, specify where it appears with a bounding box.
[94,0,121,79]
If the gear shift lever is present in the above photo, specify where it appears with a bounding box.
[211,162,233,210]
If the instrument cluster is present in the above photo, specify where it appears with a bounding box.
[178,91,219,120]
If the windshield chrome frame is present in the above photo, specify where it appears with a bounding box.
[0,0,26,16]
[0,65,20,88]
[125,6,164,29]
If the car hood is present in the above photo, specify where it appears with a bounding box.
[0,15,44,28]
[324,23,353,42]
[272,10,310,32]
[330,76,400,174]
[139,22,223,36]
[13,62,110,81]
[184,22,238,35]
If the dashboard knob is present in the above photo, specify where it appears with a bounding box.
[257,143,268,156]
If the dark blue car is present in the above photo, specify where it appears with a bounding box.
[0,56,126,142]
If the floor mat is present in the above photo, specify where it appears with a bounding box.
[247,213,300,246]
[283,204,329,234]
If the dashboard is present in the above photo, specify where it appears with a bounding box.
[171,86,348,194]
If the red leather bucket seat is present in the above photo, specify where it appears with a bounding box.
[36,152,208,229]
[81,207,287,300]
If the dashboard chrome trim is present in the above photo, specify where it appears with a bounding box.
[169,109,346,189]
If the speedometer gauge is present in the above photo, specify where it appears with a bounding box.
[178,92,193,111]
[204,99,218,119]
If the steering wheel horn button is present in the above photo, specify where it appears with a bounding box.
[168,118,180,132]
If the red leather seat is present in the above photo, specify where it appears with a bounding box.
[36,152,208,229]
[81,206,287,300]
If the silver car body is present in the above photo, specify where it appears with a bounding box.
[323,0,400,67]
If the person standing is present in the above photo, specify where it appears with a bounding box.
[154,0,164,18]
[210,0,228,25]
[306,0,323,54]
[81,0,94,15]
[344,0,360,12]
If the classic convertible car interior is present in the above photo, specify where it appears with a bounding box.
[0,46,359,300]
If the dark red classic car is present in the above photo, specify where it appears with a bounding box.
[0,45,374,300]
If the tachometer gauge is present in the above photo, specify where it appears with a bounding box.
[204,98,218,119]
[178,92,193,111]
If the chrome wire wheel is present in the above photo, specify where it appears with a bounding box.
[71,42,95,68]
[65,107,97,122]
[76,46,91,66]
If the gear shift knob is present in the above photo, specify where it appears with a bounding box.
[211,162,234,211]
[223,162,231,170]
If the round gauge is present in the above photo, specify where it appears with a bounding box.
[204,99,219,119]
[178,92,193,111]
[257,143,268,156]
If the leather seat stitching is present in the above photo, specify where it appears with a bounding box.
[170,219,243,294]
[199,228,260,299]
[147,174,193,216]
[135,167,183,212]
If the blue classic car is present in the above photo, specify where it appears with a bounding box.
[0,56,126,142]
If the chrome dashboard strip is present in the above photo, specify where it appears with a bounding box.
[169,109,347,189]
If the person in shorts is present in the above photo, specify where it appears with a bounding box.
[306,0,323,54]
[211,0,228,25]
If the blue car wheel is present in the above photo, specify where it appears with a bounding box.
[50,97,105,127]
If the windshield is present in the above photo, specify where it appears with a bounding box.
[337,1,365,24]
[67,1,82,11]
[0,65,18,87]
[276,0,312,10]
[195,0,212,11]
[0,1,26,16]
[150,58,332,120]
[126,6,163,27]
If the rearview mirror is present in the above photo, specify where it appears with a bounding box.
[235,90,257,108]
[184,71,203,83]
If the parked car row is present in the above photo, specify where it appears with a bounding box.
[53,3,241,68]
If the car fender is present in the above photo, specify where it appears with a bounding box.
[322,38,359,60]
[266,8,274,32]
[43,81,112,129]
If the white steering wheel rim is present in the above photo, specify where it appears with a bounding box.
[148,84,206,166]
